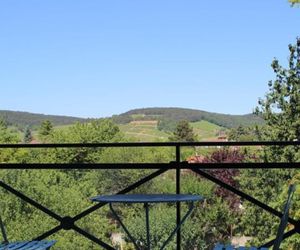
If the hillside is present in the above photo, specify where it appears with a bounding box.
[191,120,223,140]
[112,107,264,128]
[119,120,169,141]
[0,110,87,129]
[119,120,223,141]
[0,107,264,131]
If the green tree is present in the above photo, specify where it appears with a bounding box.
[255,38,300,163]
[228,125,265,142]
[0,123,24,163]
[23,126,32,143]
[240,38,300,246]
[0,120,16,143]
[256,38,300,144]
[40,119,122,164]
[0,118,8,129]
[157,119,177,132]
[38,120,53,141]
[169,120,196,142]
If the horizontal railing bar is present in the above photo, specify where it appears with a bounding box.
[0,162,299,169]
[0,141,299,148]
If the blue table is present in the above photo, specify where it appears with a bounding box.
[91,194,203,250]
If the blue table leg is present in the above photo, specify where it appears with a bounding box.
[109,202,194,250]
[0,214,8,244]
[160,202,195,250]
[109,203,140,250]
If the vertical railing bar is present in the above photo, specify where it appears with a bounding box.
[176,144,181,250]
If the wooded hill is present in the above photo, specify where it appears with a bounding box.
[112,107,264,128]
[0,110,87,129]
[0,107,264,130]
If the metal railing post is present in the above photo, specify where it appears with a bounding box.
[176,145,181,250]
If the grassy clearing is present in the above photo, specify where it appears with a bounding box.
[120,120,225,142]
[119,120,169,141]
[190,120,224,140]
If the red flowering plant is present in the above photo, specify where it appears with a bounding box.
[201,148,247,210]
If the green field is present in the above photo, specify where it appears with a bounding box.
[119,121,169,141]
[191,120,224,140]
[119,120,225,142]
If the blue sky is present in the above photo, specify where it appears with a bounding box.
[0,1,299,118]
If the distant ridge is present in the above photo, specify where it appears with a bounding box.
[112,107,264,128]
[0,110,87,129]
[0,107,264,130]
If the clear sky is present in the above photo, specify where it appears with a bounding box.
[0,1,299,118]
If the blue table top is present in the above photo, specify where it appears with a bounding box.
[91,194,203,203]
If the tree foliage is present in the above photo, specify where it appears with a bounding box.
[169,120,196,142]
[0,121,18,144]
[38,120,53,141]
[0,118,8,129]
[228,125,263,141]
[240,38,300,246]
[23,126,32,143]
[0,110,87,130]
[256,38,300,143]
[157,119,177,133]
[201,148,247,210]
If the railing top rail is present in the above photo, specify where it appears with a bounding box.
[0,141,299,148]
[0,162,300,169]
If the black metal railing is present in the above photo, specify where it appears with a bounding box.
[0,141,300,249]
